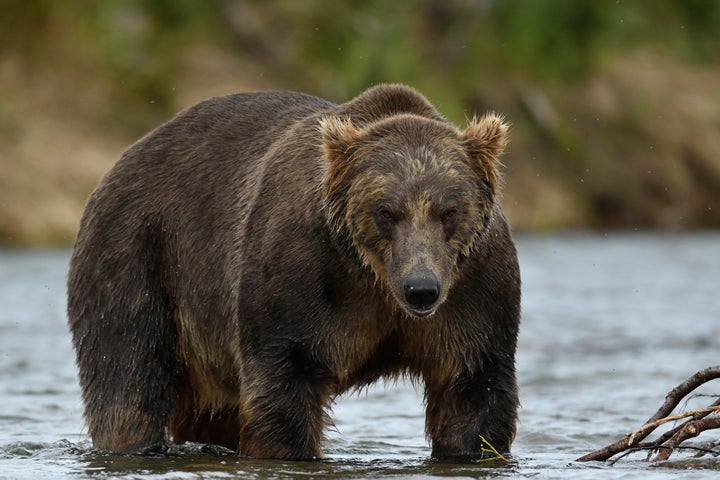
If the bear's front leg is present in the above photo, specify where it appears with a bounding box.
[424,362,518,461]
[237,352,333,460]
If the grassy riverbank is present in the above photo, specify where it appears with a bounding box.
[2,1,719,245]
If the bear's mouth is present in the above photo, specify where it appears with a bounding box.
[407,305,437,318]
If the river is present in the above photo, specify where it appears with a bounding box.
[1,233,719,479]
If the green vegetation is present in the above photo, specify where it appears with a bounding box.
[5,0,718,120]
[2,1,720,244]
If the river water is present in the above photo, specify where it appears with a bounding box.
[1,233,719,479]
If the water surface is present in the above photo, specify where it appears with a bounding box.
[1,233,719,478]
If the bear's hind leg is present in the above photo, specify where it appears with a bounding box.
[68,251,178,452]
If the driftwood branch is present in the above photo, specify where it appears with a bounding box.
[642,397,720,448]
[652,416,720,462]
[577,366,720,463]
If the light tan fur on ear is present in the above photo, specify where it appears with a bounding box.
[318,116,363,196]
[318,116,362,165]
[461,113,509,194]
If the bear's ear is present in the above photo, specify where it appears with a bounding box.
[318,116,362,165]
[461,113,509,195]
[319,116,363,196]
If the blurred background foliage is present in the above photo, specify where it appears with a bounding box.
[1,0,720,245]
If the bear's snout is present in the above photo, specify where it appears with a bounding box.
[403,270,440,316]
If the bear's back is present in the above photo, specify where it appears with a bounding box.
[122,90,335,176]
[80,90,335,231]
[72,91,336,299]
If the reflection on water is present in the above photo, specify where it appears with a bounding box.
[1,233,719,479]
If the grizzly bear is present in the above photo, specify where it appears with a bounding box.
[67,84,520,461]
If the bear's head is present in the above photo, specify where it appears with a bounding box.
[319,112,507,318]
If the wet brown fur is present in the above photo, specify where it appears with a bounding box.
[67,84,520,460]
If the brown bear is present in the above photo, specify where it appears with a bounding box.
[67,84,520,461]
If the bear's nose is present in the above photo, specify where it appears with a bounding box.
[403,273,440,308]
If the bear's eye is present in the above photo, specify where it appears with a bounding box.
[441,208,460,239]
[379,209,396,222]
[442,208,458,222]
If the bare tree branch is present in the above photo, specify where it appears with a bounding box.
[647,397,720,447]
[577,366,720,462]
[652,416,720,462]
